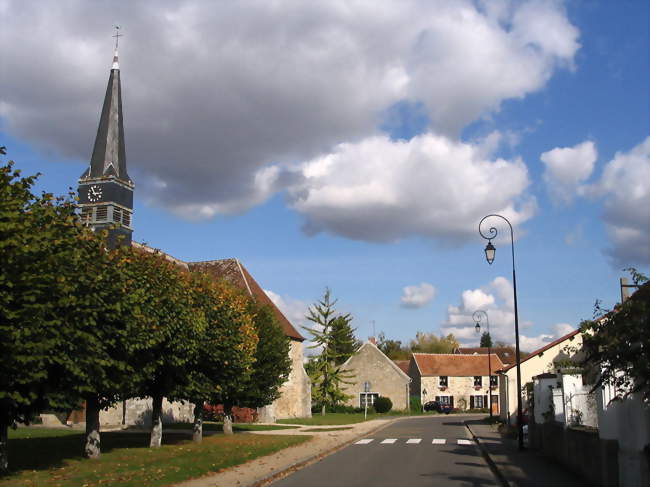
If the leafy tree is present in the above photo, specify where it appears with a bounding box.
[237,303,291,412]
[120,247,206,447]
[329,314,360,365]
[0,158,137,466]
[480,332,493,348]
[303,289,354,415]
[580,269,650,402]
[182,274,258,440]
[377,332,410,360]
[409,332,459,354]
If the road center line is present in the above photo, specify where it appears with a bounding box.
[380,438,397,444]
[406,438,421,444]
[432,438,446,444]
[457,439,472,445]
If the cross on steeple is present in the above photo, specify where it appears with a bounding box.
[112,25,123,50]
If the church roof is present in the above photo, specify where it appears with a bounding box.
[187,259,305,342]
[80,49,131,183]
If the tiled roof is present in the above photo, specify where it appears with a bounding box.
[457,347,516,365]
[393,360,410,375]
[500,329,580,372]
[188,259,304,341]
[412,353,504,376]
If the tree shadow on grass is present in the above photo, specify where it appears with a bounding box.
[7,431,191,474]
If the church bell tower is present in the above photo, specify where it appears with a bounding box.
[78,30,133,248]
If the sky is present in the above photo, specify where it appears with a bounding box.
[1,0,648,353]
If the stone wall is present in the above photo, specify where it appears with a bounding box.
[530,422,619,487]
[340,342,411,410]
[258,339,312,422]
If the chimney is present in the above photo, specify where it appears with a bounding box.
[368,336,376,345]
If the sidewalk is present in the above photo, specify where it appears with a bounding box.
[465,419,589,487]
[173,417,399,487]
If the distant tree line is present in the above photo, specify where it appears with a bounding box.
[0,155,292,472]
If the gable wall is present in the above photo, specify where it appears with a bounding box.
[499,333,583,423]
[340,345,410,410]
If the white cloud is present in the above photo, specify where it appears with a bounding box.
[400,282,437,308]
[263,289,310,330]
[0,0,579,221]
[541,140,597,204]
[287,133,536,242]
[586,136,650,265]
[441,277,575,351]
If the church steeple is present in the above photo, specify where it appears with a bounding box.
[78,27,134,247]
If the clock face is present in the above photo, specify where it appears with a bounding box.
[88,185,103,202]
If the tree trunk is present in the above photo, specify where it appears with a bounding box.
[321,404,326,416]
[150,394,163,448]
[223,403,233,435]
[0,419,8,474]
[84,396,101,459]
[192,401,203,443]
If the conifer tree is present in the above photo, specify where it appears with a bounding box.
[480,331,493,348]
[303,289,354,415]
[329,315,360,365]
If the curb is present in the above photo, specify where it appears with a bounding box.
[464,421,510,487]
[249,418,402,487]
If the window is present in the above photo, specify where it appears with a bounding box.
[359,392,379,408]
[474,376,482,387]
[490,375,498,387]
[439,376,448,387]
[438,396,451,405]
[113,206,122,224]
[471,395,485,408]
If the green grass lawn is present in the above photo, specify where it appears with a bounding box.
[1,428,310,487]
[277,413,387,425]
[163,422,297,432]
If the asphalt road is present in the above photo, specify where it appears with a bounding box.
[272,415,499,487]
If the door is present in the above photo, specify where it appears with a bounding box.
[491,395,499,415]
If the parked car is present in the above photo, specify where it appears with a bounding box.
[423,400,452,414]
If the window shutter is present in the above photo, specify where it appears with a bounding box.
[485,395,488,408]
[435,396,439,402]
[450,396,454,408]
[470,396,474,408]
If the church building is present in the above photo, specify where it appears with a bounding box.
[73,40,311,425]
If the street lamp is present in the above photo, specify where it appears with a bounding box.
[479,214,525,450]
[473,310,493,419]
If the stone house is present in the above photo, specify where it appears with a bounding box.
[498,328,582,424]
[409,353,504,413]
[339,340,411,410]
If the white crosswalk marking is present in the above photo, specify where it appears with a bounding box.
[457,439,472,445]
[432,438,446,444]
[406,438,421,444]
[355,439,373,445]
[380,438,397,444]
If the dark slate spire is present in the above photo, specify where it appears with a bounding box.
[81,48,131,183]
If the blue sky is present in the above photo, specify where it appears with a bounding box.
[1,0,648,352]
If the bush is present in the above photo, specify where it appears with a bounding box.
[410,396,422,412]
[373,397,392,413]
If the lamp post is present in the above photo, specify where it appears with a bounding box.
[473,310,493,418]
[479,214,525,450]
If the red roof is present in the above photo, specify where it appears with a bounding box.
[500,328,580,372]
[392,360,410,375]
[457,347,516,365]
[188,259,304,341]
[412,353,504,376]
